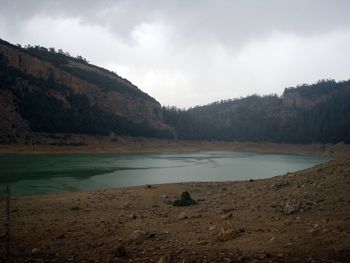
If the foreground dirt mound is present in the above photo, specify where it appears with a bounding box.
[1,157,350,262]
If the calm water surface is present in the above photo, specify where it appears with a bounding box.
[0,151,327,196]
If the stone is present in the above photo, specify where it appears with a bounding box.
[283,201,298,215]
[158,254,172,263]
[31,248,40,254]
[178,212,188,220]
[129,214,137,219]
[221,213,233,220]
[209,226,217,231]
[173,191,198,207]
[131,230,146,242]
[222,208,234,213]
[113,245,126,257]
[219,226,240,241]
[272,181,290,190]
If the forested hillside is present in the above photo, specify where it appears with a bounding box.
[0,39,172,143]
[163,80,350,144]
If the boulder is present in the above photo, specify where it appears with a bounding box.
[173,191,198,207]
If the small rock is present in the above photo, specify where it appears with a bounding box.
[209,226,217,231]
[158,254,172,263]
[31,248,40,254]
[113,245,126,257]
[283,201,298,215]
[129,214,137,219]
[219,226,239,241]
[131,230,146,242]
[221,213,233,220]
[178,212,188,220]
[272,181,290,190]
[222,208,234,213]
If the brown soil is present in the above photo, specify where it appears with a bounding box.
[0,143,350,262]
[0,135,348,156]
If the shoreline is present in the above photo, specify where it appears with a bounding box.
[1,136,349,156]
[1,140,349,262]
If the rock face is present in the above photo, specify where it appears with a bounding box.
[0,39,172,143]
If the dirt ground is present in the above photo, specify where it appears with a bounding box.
[0,135,347,156]
[0,144,350,262]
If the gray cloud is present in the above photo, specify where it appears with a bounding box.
[1,0,350,107]
[2,0,350,43]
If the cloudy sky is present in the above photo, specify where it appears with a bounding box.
[1,0,350,108]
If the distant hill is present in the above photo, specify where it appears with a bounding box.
[163,80,350,144]
[0,39,173,144]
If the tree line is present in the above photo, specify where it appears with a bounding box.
[162,80,350,144]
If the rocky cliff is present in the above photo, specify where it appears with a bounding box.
[0,39,172,143]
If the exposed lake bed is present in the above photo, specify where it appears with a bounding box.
[0,141,349,262]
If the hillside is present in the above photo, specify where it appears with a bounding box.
[0,39,172,144]
[163,80,350,144]
[1,38,349,145]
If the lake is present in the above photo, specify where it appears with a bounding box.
[0,151,327,196]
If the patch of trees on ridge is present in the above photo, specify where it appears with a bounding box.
[163,80,350,144]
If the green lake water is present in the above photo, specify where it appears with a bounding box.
[0,151,327,196]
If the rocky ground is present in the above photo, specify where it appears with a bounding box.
[1,155,350,262]
[0,134,346,156]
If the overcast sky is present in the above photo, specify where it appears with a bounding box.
[1,0,350,108]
